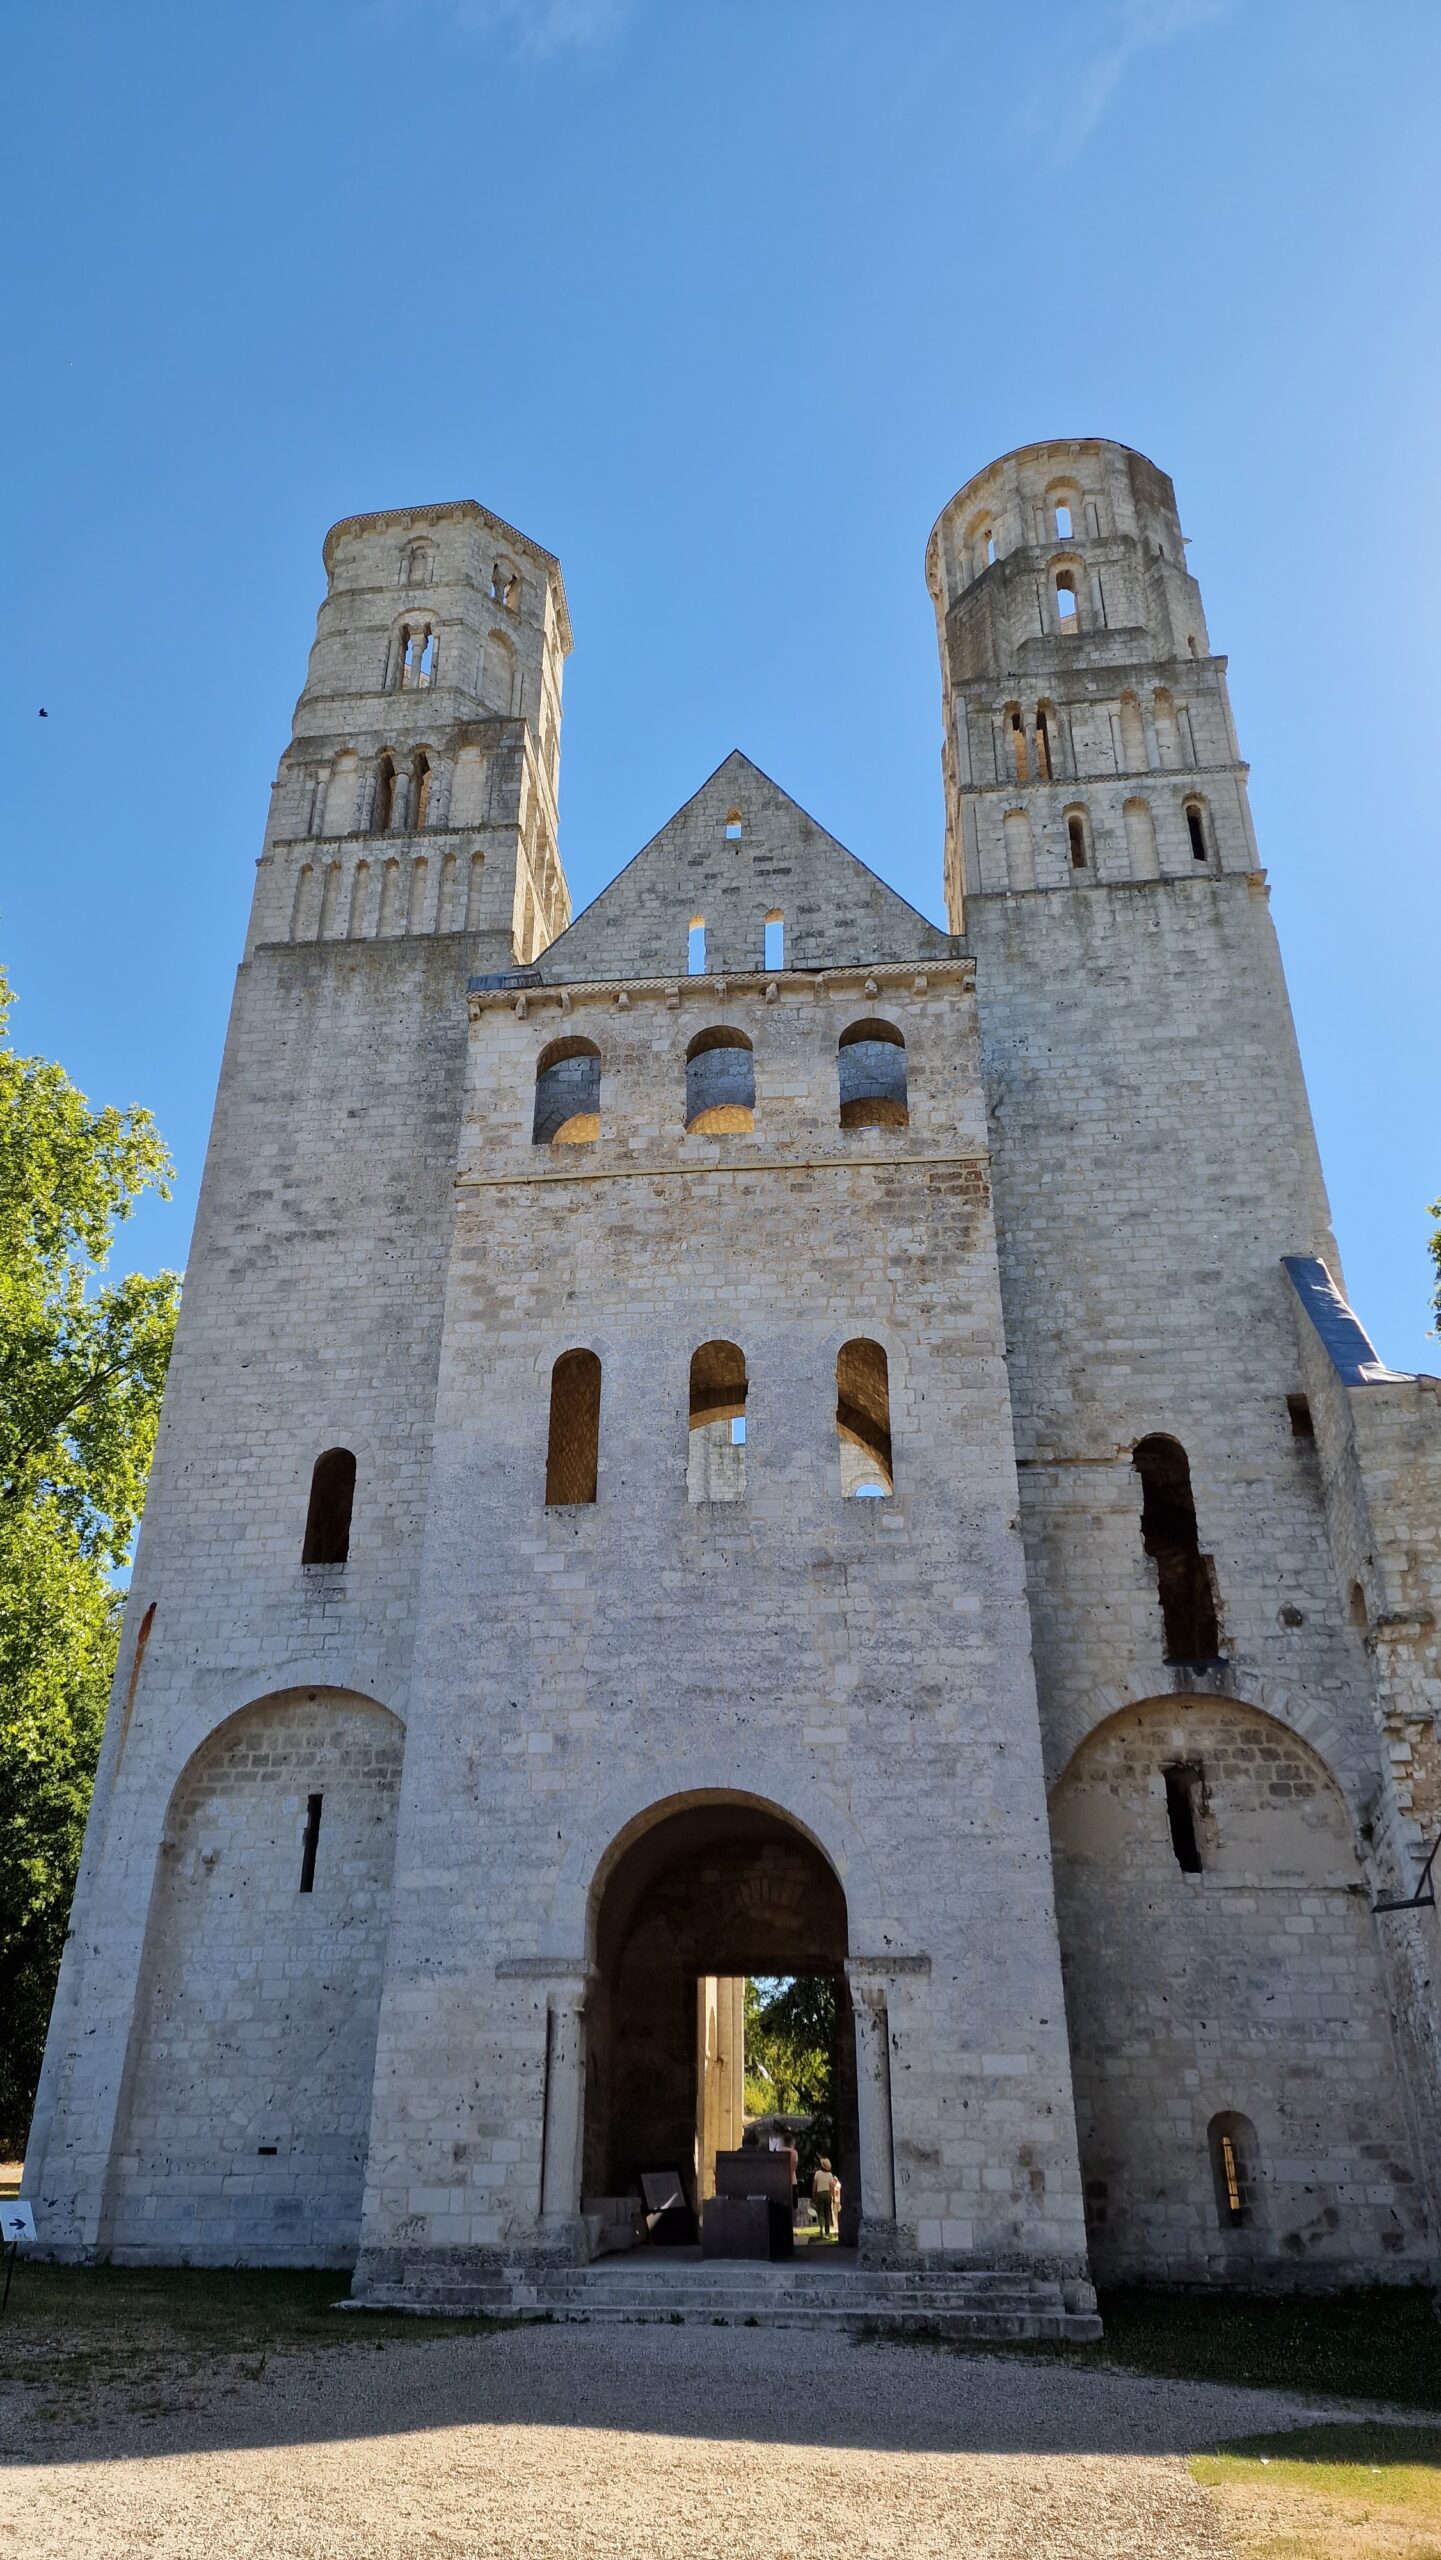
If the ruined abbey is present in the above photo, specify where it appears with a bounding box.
[24,440,1441,2333]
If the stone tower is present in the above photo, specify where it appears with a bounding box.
[23,450,1441,2316]
[927,441,1441,2281]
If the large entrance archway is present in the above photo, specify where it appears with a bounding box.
[583,1794,860,2241]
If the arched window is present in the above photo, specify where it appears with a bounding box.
[1118,693,1147,771]
[838,1019,908,1130]
[1208,2112,1261,2230]
[1035,704,1054,781]
[484,627,517,713]
[687,1339,747,1502]
[1007,707,1029,785]
[546,1350,601,1505]
[1065,808,1089,869]
[1133,1435,1221,1662]
[398,623,435,690]
[685,1027,754,1133]
[533,1037,601,1145]
[763,912,785,971]
[1054,501,1073,538]
[836,1338,893,1497]
[1185,797,1212,864]
[1055,571,1079,629]
[1003,807,1035,889]
[724,809,743,840]
[303,1448,355,1565]
[687,917,707,976]
[372,755,395,834]
[411,751,431,829]
[491,558,518,608]
[400,539,434,588]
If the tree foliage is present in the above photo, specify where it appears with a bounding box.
[744,1973,839,2176]
[0,969,179,2149]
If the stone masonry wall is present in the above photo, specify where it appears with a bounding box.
[1051,1698,1427,2282]
[104,1691,403,2266]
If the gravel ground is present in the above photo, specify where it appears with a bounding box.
[0,2320,1347,2559]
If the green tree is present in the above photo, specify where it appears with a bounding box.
[744,1973,839,2177]
[0,968,179,2149]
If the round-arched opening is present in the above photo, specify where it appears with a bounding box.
[533,1037,602,1146]
[1047,1695,1423,2285]
[108,1686,405,2266]
[582,1793,860,2251]
[685,1026,754,1134]
[838,1018,908,1131]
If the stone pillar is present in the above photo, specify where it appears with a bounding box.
[847,1969,896,2244]
[539,1979,589,2232]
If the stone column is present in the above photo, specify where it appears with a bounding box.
[539,1979,589,2232]
[846,1970,896,2242]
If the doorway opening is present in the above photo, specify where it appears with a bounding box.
[582,1795,860,2252]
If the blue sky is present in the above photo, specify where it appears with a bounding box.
[6,0,1439,1367]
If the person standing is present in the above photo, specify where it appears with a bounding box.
[811,2157,840,2240]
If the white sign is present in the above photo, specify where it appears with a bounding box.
[0,2202,35,2244]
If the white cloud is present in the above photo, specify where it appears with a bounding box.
[1046,0,1232,158]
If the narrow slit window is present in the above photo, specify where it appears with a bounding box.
[533,1037,601,1145]
[1208,2113,1260,2231]
[685,1027,754,1133]
[1286,1393,1314,1440]
[1066,811,1088,869]
[303,1448,355,1565]
[1162,1764,1204,1873]
[1035,707,1053,781]
[299,1793,323,1893]
[546,1350,601,1505]
[985,530,996,565]
[688,917,707,976]
[688,1339,747,1502]
[1054,502,1073,538]
[1186,800,1210,863]
[836,1337,893,1497]
[1133,1435,1221,1661]
[763,912,785,971]
[1055,573,1078,628]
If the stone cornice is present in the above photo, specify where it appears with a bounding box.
[467,959,975,1023]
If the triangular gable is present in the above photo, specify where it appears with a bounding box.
[537,752,951,983]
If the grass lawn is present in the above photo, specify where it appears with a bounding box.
[1092,2286,1441,2410]
[0,2263,502,2429]
[1193,2422,1441,2559]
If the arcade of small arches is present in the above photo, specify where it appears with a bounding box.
[530,1017,911,1148]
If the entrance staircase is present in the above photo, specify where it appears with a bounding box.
[380,2251,1101,2341]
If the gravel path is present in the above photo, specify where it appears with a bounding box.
[0,2320,1339,2559]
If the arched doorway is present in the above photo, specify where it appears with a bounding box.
[582,1794,860,2243]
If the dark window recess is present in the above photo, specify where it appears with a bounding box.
[1163,1763,1205,1872]
[1133,1434,1221,1660]
[1186,802,1209,863]
[546,1348,601,1505]
[257,2144,279,2157]
[1067,813,1087,868]
[1286,1393,1314,1439]
[303,1448,355,1564]
[299,1792,323,1893]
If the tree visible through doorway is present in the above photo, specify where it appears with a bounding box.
[744,1973,838,2188]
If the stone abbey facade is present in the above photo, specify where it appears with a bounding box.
[25,440,1441,2328]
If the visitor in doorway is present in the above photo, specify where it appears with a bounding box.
[812,2158,840,2240]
